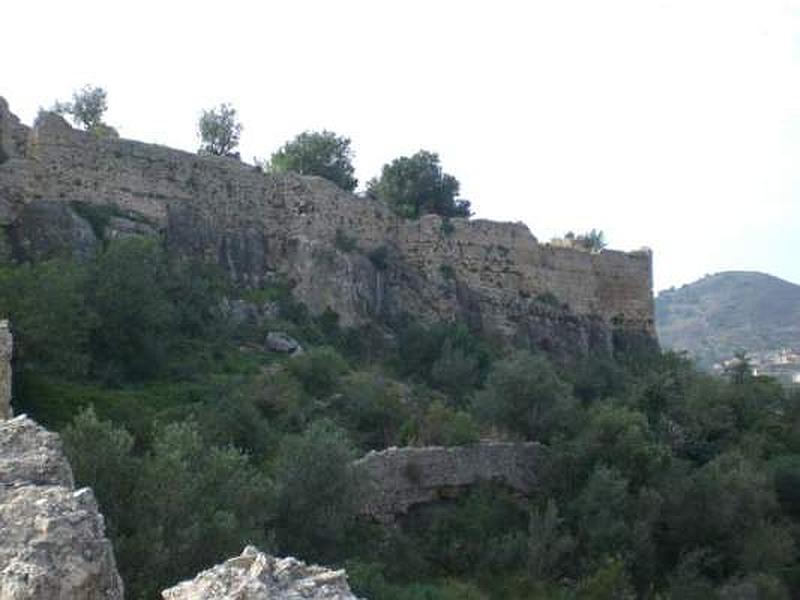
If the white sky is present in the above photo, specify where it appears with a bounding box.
[4,0,799,292]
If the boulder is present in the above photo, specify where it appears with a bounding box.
[162,545,359,600]
[265,331,304,355]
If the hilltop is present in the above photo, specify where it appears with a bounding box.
[656,271,800,372]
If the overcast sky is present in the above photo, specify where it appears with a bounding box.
[4,0,799,292]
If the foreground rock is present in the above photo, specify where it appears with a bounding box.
[162,546,359,600]
[0,415,124,600]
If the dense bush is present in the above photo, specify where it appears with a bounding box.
[368,150,471,218]
[269,130,357,191]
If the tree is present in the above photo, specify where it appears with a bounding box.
[724,350,753,385]
[88,238,175,381]
[475,351,573,441]
[52,85,112,133]
[567,229,607,252]
[270,130,357,191]
[368,150,471,218]
[198,103,242,157]
[272,420,360,561]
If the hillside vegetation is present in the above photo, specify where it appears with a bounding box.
[656,271,800,367]
[1,240,799,599]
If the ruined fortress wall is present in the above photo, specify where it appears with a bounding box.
[394,214,654,331]
[0,102,655,346]
[353,442,545,521]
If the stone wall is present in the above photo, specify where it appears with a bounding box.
[0,99,655,354]
[353,442,545,522]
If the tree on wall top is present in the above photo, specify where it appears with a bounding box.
[52,85,117,137]
[198,103,242,157]
[367,150,471,219]
[269,130,358,192]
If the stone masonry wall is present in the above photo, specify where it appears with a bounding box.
[353,442,545,522]
[0,100,655,353]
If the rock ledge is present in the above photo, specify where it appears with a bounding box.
[162,545,360,599]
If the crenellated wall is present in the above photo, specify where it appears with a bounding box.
[0,99,655,355]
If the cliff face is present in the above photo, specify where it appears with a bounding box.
[0,99,655,357]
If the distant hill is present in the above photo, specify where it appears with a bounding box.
[655,271,800,370]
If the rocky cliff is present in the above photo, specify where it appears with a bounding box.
[0,98,655,357]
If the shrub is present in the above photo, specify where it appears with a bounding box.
[368,150,471,219]
[270,130,357,191]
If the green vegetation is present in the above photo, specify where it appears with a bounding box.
[2,239,799,599]
[564,229,607,252]
[52,84,112,133]
[198,103,242,157]
[269,130,358,191]
[368,150,471,219]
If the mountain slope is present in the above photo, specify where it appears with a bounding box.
[655,271,800,367]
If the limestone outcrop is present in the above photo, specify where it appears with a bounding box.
[162,546,359,600]
[0,416,124,599]
[354,441,545,521]
[0,99,655,358]
[0,321,11,419]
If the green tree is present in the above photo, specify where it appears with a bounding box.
[52,85,110,132]
[0,260,92,377]
[476,351,573,441]
[403,398,480,446]
[336,370,409,450]
[88,238,175,381]
[286,346,349,397]
[272,420,360,561]
[430,339,481,399]
[566,229,607,252]
[270,130,358,191]
[124,421,270,598]
[198,103,242,157]
[62,407,138,537]
[527,499,576,580]
[725,350,753,385]
[368,150,471,218]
